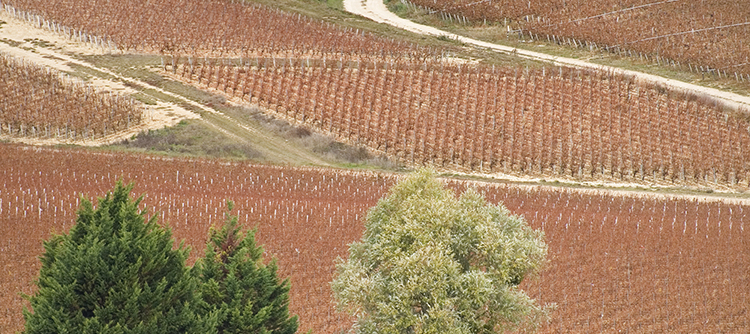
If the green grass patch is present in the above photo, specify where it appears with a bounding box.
[220,102,401,169]
[131,93,158,105]
[324,0,343,10]
[114,119,264,160]
[75,54,162,79]
[24,38,54,48]
[64,62,118,81]
[0,38,21,47]
[385,0,408,14]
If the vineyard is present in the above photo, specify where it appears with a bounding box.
[0,0,423,59]
[0,53,144,140]
[403,0,750,78]
[171,57,750,188]
[1,144,748,333]
[1,0,749,331]
[3,0,750,188]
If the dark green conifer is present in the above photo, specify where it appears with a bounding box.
[23,181,213,334]
[194,201,298,334]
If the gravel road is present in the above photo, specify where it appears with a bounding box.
[343,0,750,111]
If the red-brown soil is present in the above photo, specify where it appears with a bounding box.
[1,143,747,333]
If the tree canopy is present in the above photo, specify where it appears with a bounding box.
[23,182,298,334]
[331,170,551,334]
[193,201,298,334]
[23,181,212,334]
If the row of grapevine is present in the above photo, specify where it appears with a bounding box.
[5,0,748,188]
[504,186,749,332]
[172,56,750,188]
[0,0,427,60]
[404,0,750,78]
[0,53,144,140]
[1,143,748,333]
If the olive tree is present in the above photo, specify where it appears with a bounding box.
[331,170,551,334]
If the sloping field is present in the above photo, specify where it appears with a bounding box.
[175,57,750,189]
[0,0,418,58]
[1,144,747,333]
[405,0,750,77]
[4,0,749,189]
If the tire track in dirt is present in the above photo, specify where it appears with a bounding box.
[3,3,748,199]
[0,10,331,166]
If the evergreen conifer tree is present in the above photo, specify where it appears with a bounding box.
[194,201,298,334]
[23,181,213,334]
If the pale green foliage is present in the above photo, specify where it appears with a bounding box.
[332,170,550,334]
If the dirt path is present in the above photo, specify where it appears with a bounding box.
[2,4,747,199]
[343,0,750,111]
[0,10,199,146]
[342,0,750,198]
[0,10,332,166]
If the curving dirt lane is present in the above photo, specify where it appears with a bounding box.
[0,10,199,146]
[343,0,750,111]
[0,10,332,166]
[2,2,748,197]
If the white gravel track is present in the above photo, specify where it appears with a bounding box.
[343,0,750,111]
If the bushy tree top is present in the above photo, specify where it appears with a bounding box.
[194,201,298,334]
[332,170,550,334]
[23,181,211,334]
